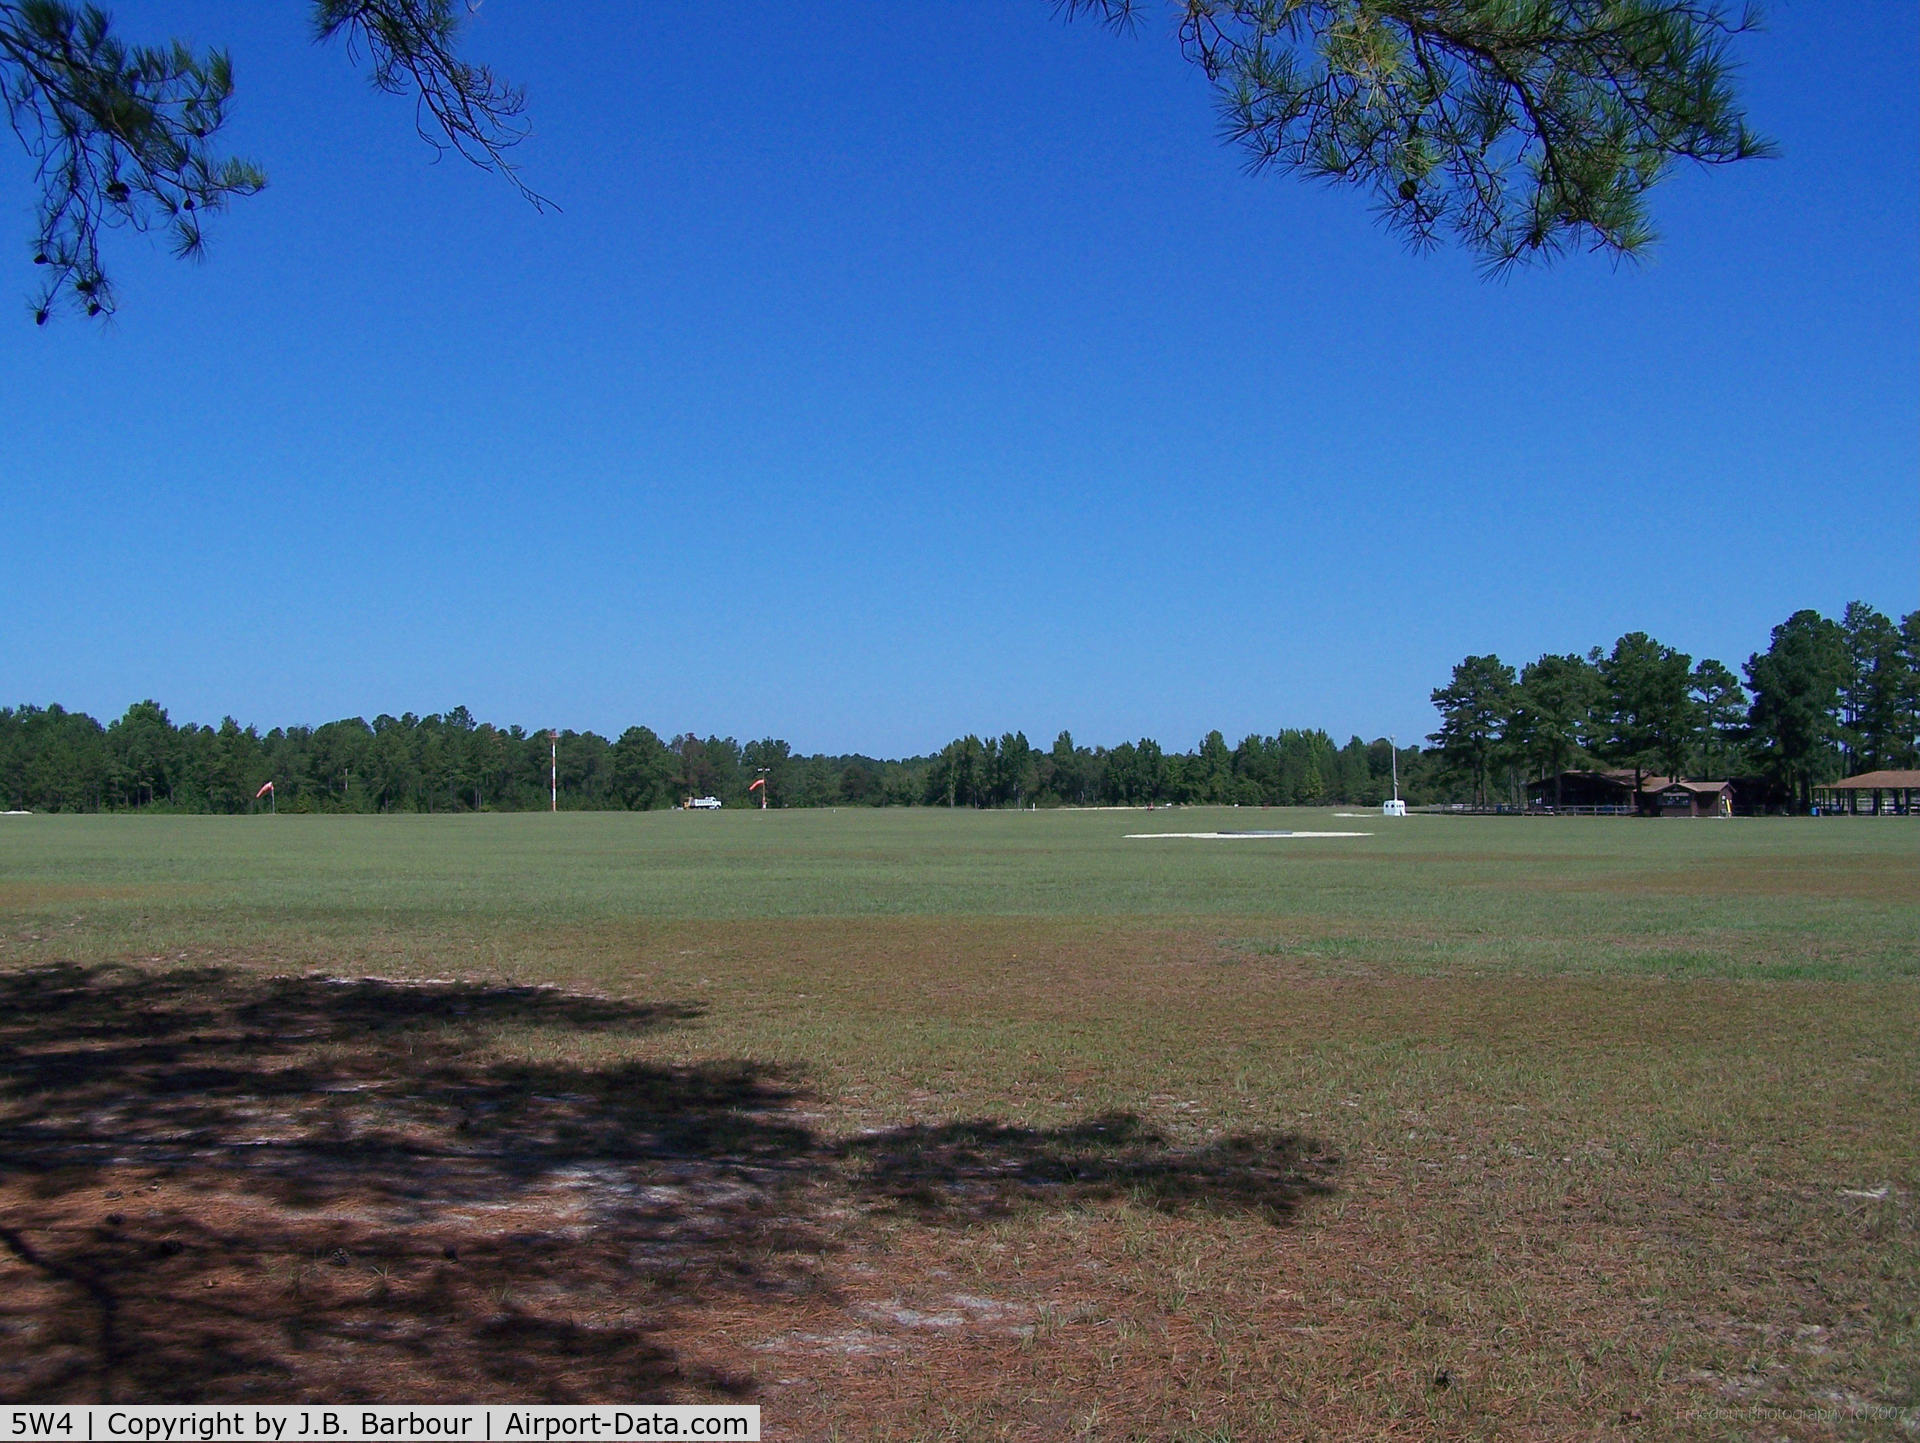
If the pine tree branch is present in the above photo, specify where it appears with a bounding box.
[1063,0,1773,269]
[313,0,551,211]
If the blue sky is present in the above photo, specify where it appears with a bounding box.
[3,2,1915,756]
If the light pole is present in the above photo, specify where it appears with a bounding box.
[1381,735,1408,817]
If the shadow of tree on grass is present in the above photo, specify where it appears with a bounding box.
[0,963,1336,1404]
[840,1114,1333,1225]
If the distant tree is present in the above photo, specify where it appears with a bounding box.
[433,705,477,810]
[1688,657,1746,777]
[610,725,674,809]
[836,759,879,805]
[1838,601,1906,772]
[1365,736,1398,804]
[928,734,988,807]
[415,720,455,811]
[742,736,793,807]
[1899,611,1920,768]
[993,731,1038,807]
[1190,729,1234,804]
[205,715,264,812]
[1744,609,1849,809]
[1429,654,1514,806]
[1278,729,1333,804]
[1326,735,1363,804]
[1510,651,1603,803]
[672,734,742,803]
[307,717,372,808]
[1597,632,1695,785]
[1096,740,1130,804]
[556,728,614,808]
[1137,737,1169,803]
[0,703,107,810]
[1090,736,1173,804]
[1394,740,1441,806]
[1048,729,1099,806]
[1231,733,1279,804]
[106,699,178,807]
[673,734,705,803]
[363,712,421,811]
[1289,748,1326,805]
[882,756,928,807]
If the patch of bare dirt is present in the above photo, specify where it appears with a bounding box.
[0,962,1328,1414]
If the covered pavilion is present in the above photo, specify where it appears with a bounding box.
[1814,770,1920,815]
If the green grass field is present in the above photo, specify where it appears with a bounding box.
[1,810,1915,1439]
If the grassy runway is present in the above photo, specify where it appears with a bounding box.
[1,810,1914,1439]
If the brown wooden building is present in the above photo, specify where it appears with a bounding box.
[1527,770,1735,817]
[1646,779,1735,817]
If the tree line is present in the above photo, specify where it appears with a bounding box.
[922,730,1427,809]
[12,599,1907,816]
[1428,602,1920,810]
[0,703,1431,814]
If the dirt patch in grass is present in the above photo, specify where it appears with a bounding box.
[0,962,1327,1416]
[2,913,1915,1438]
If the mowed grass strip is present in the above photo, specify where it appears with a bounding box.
[1,808,1913,979]
[0,811,1914,1438]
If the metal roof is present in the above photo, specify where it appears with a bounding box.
[1823,770,1920,789]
